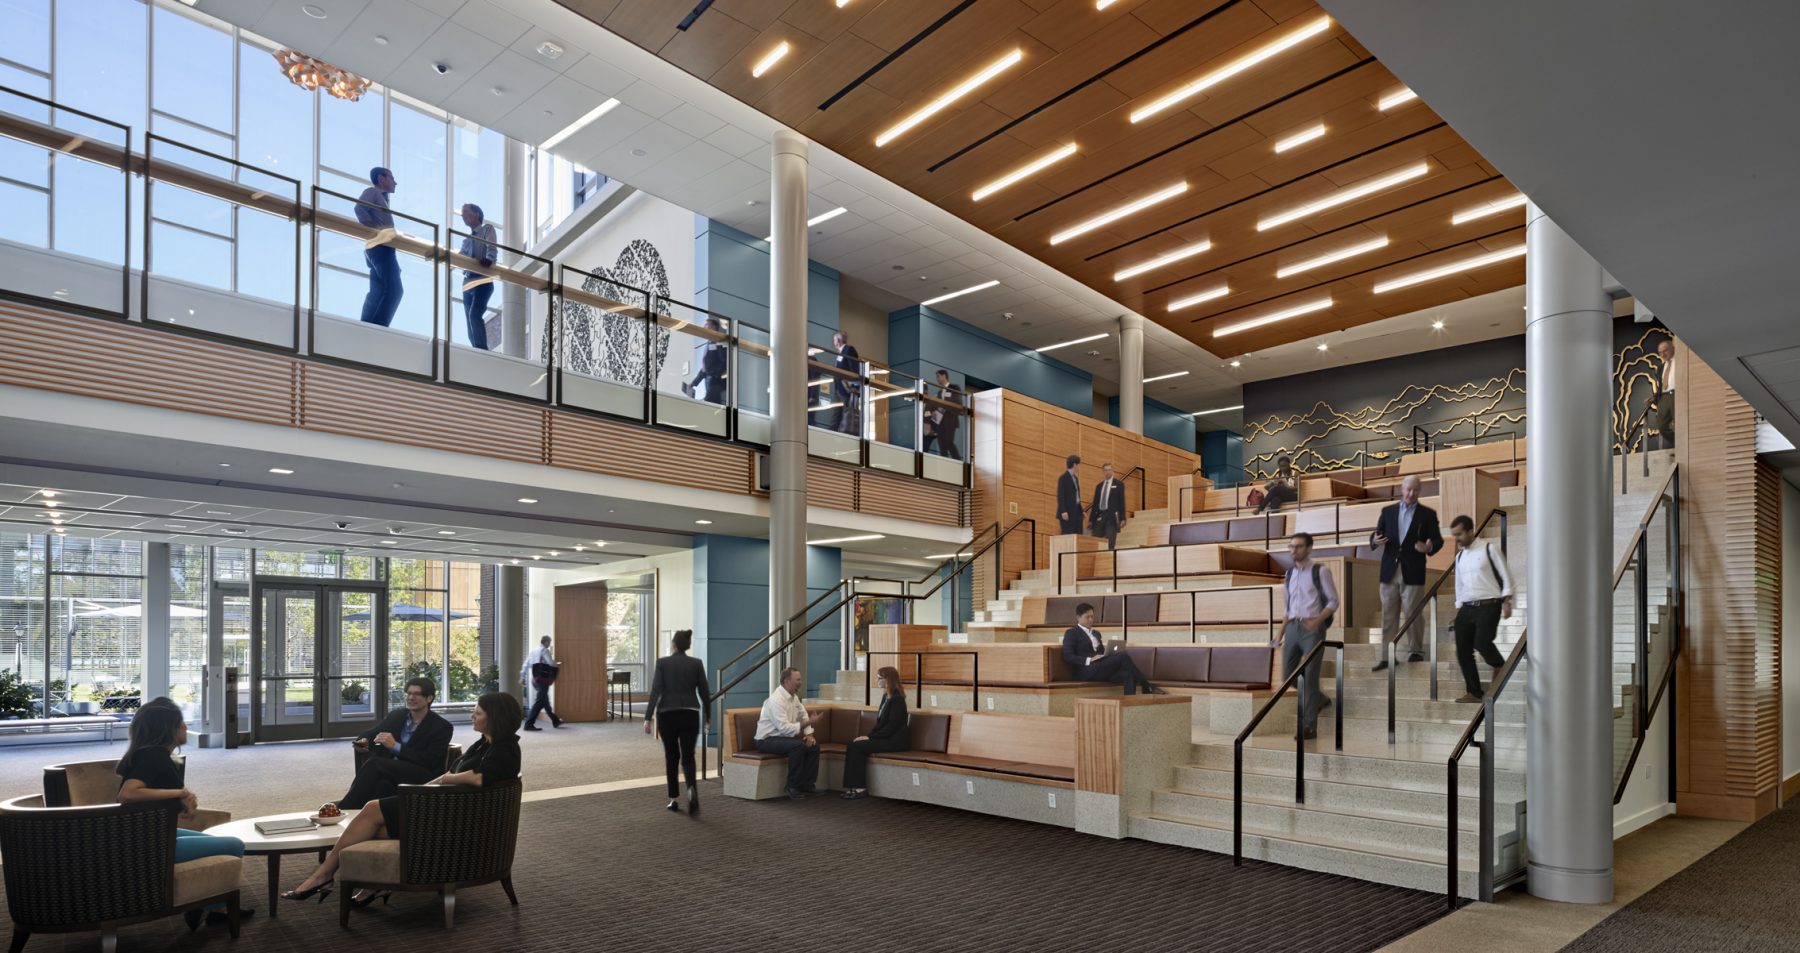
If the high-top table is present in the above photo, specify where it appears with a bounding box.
[206,810,357,917]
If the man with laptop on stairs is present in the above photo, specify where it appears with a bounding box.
[1060,603,1163,696]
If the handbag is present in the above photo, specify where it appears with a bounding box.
[531,661,559,688]
[1245,488,1266,508]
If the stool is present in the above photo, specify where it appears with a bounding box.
[608,670,634,721]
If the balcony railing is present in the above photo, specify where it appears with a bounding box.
[0,84,970,488]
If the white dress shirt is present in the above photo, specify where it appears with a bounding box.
[754,685,812,740]
[1078,624,1102,656]
[1661,357,1676,393]
[1453,540,1514,607]
[520,644,556,681]
[1284,559,1339,621]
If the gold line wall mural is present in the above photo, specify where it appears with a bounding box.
[1235,323,1673,481]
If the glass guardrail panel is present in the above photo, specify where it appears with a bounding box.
[310,188,440,373]
[443,226,553,398]
[868,366,919,449]
[655,298,729,437]
[0,85,130,314]
[734,319,771,420]
[554,265,652,421]
[924,378,968,463]
[807,346,861,435]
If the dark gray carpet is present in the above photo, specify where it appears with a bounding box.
[1563,798,1800,952]
[4,783,1449,953]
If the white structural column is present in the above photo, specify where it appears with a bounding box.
[143,543,170,703]
[496,565,526,701]
[769,129,810,679]
[1524,201,1614,904]
[501,138,531,359]
[1118,313,1145,434]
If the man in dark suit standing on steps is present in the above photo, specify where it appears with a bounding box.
[1369,474,1444,672]
[1060,603,1159,695]
[1056,454,1083,535]
[1089,462,1126,549]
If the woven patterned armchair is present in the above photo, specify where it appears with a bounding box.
[351,742,463,774]
[43,759,231,830]
[335,779,521,929]
[0,796,242,953]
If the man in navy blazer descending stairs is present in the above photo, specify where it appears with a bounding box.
[1368,475,1444,672]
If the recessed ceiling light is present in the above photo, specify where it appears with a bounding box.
[971,143,1078,201]
[437,530,456,536]
[1212,297,1333,337]
[1229,360,1242,368]
[1035,332,1108,353]
[531,555,541,560]
[1451,193,1527,225]
[1316,342,1330,351]
[217,462,231,468]
[761,206,847,242]
[1275,235,1389,279]
[1050,181,1187,245]
[1272,123,1326,153]
[1114,240,1211,282]
[1130,16,1332,123]
[380,539,398,545]
[536,41,563,59]
[1143,371,1189,384]
[876,48,1023,147]
[1168,285,1230,312]
[517,497,538,504]
[1257,161,1429,231]
[752,40,791,78]
[52,289,69,297]
[921,280,1000,307]
[39,491,56,498]
[695,519,713,525]
[1373,245,1526,294]
[222,527,248,535]
[301,4,326,19]
[43,501,58,509]
[510,559,520,565]
[539,97,621,153]
[1431,319,1446,330]
[372,34,388,45]
[1189,404,1244,417]
[549,551,560,556]
[1378,87,1418,111]
[594,540,607,547]
[268,467,294,475]
[54,528,65,534]
[574,545,585,551]
[808,534,886,545]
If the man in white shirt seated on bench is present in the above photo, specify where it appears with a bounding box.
[1449,514,1515,702]
[754,666,820,800]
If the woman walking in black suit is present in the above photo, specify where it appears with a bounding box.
[840,666,909,800]
[645,629,711,815]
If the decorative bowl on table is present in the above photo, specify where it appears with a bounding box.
[310,804,346,825]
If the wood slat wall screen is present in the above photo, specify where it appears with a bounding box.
[547,409,755,494]
[0,302,295,426]
[1675,351,1784,821]
[1075,698,1123,796]
[858,467,964,527]
[300,363,548,464]
[806,460,858,512]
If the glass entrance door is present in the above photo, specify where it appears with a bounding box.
[252,584,386,742]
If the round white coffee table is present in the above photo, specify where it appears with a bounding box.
[206,810,358,917]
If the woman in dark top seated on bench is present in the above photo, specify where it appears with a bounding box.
[841,666,908,800]
[283,691,523,905]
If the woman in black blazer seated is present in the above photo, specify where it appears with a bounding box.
[645,629,712,816]
[841,666,908,800]
[284,691,523,905]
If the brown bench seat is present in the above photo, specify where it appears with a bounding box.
[1120,644,1276,690]
[724,707,1076,791]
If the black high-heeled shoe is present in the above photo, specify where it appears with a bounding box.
[666,799,682,813]
[348,889,391,909]
[282,880,333,903]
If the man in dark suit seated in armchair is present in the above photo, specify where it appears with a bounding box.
[335,676,454,809]
[1060,603,1161,696]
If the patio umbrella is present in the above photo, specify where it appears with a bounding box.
[74,604,206,618]
[342,604,478,622]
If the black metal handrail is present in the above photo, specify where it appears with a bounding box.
[707,587,859,776]
[1611,465,1681,802]
[1444,629,1526,907]
[1386,508,1508,741]
[714,579,852,695]
[864,650,980,711]
[1122,465,1147,513]
[1233,635,1345,865]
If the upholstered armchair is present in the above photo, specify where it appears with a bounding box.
[43,759,231,830]
[335,779,521,929]
[0,796,242,953]
[351,742,463,774]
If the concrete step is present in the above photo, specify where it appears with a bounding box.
[1190,737,1527,791]
[1149,787,1515,858]
[1172,764,1519,820]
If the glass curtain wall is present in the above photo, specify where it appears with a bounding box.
[605,578,655,692]
[48,536,145,714]
[168,543,206,718]
[388,558,493,706]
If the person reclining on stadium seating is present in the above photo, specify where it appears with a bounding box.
[1060,603,1161,695]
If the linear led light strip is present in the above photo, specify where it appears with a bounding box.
[1143,370,1189,384]
[1372,245,1525,294]
[1037,332,1108,353]
[1050,181,1188,245]
[1378,87,1418,110]
[1114,239,1210,282]
[1256,161,1429,231]
[921,280,999,306]
[1130,15,1332,124]
[1273,123,1326,153]
[972,143,1078,201]
[875,48,1023,147]
[1167,284,1229,312]
[752,41,791,78]
[1452,193,1528,225]
[1275,235,1389,279]
[762,206,847,241]
[1189,404,1243,417]
[539,97,621,152]
[1212,296,1332,337]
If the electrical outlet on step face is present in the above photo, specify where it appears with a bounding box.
[966,779,975,795]
[1048,792,1056,808]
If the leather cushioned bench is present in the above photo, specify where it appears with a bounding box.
[1031,593,1163,630]
[1115,645,1275,690]
[729,708,952,763]
[726,708,1071,784]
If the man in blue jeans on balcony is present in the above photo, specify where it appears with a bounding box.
[357,166,403,327]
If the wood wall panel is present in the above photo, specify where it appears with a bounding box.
[553,583,609,722]
[805,459,857,512]
[1675,351,1784,820]
[1075,698,1123,795]
[301,364,548,464]
[859,467,965,527]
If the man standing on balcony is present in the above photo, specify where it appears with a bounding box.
[1089,462,1126,549]
[357,167,403,327]
[458,203,498,349]
[832,331,861,435]
[1448,514,1514,702]
[1369,474,1443,672]
[1057,454,1083,535]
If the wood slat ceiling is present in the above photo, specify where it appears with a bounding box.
[563,0,1526,357]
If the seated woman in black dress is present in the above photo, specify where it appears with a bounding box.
[283,691,523,904]
[840,666,908,800]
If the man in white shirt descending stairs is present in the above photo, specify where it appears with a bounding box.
[1449,514,1516,703]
